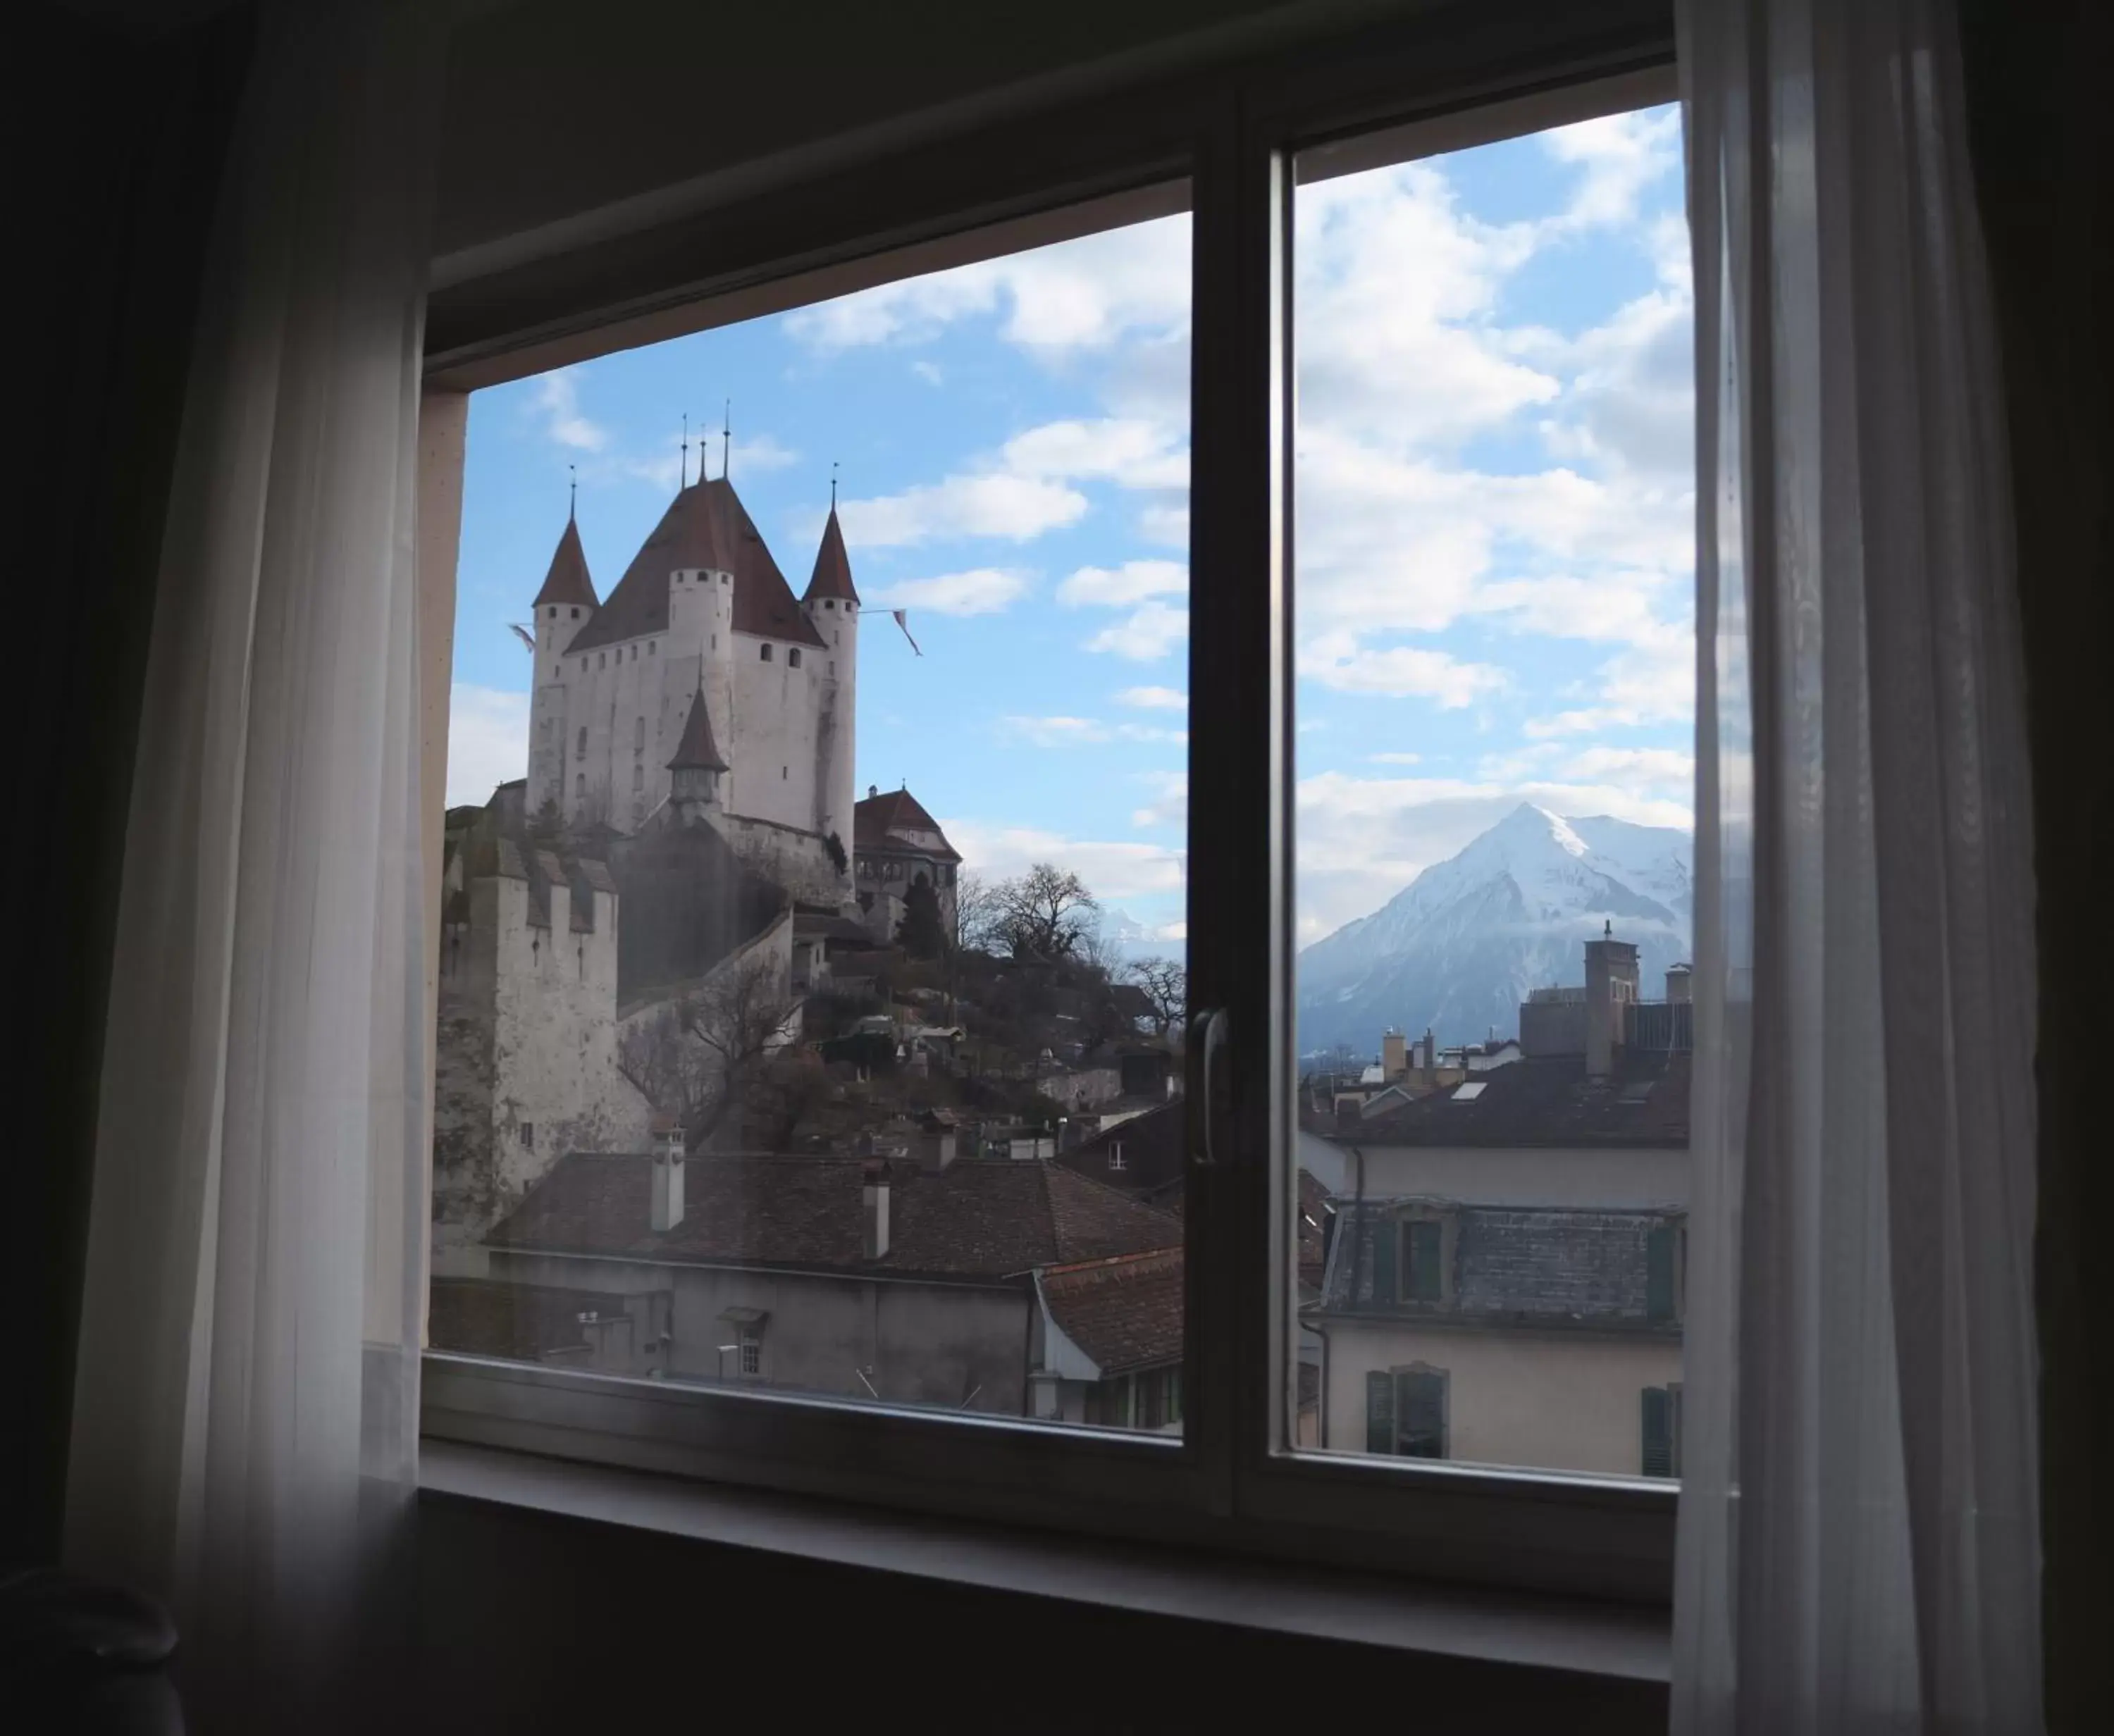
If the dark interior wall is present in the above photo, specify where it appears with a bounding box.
[431,0,1313,261]
[1958,2,2113,1728]
[412,1491,1667,1731]
[4,2,253,1568]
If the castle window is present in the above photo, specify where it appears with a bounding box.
[569,607,579,619]
[575,774,585,797]
[781,766,788,780]
[829,661,836,676]
[648,640,656,655]
[760,643,773,662]
[633,717,645,752]
[631,645,638,661]
[788,648,802,669]
[519,1123,533,1149]
[576,726,587,760]
[598,652,606,669]
[632,764,643,792]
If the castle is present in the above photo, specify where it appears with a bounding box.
[526,473,860,852]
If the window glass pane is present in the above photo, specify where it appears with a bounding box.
[1290,106,1693,1478]
[432,200,1191,1434]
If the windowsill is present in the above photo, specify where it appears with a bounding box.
[418,1438,1671,1683]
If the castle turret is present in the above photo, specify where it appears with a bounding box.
[662,483,737,812]
[666,678,729,824]
[527,510,600,817]
[802,503,860,850]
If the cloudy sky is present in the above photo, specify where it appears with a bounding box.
[447,104,1693,954]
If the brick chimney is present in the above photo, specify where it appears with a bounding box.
[1381,1029,1407,1079]
[862,1161,891,1261]
[649,1113,685,1232]
[1584,924,1641,1077]
[1421,1029,1436,1074]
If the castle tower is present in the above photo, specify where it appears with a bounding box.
[801,502,860,848]
[665,677,729,825]
[662,483,738,813]
[526,509,599,817]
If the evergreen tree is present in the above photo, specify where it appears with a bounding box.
[898,873,947,959]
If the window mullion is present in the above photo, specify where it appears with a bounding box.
[1185,90,1290,1518]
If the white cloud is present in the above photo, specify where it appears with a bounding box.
[1085,601,1189,661]
[1139,502,1189,548]
[911,360,944,386]
[786,215,1191,356]
[528,368,608,452]
[1559,745,1695,787]
[867,568,1030,616]
[1057,560,1188,607]
[1541,107,1682,233]
[941,819,1187,904]
[1298,638,1508,707]
[1116,686,1187,710]
[1003,418,1187,491]
[729,432,799,474]
[1130,771,1188,831]
[1367,751,1423,764]
[1001,715,1186,748]
[447,684,529,807]
[839,474,1087,547]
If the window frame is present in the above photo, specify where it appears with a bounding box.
[419,0,1681,1608]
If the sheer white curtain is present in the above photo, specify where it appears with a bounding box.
[63,4,446,1728]
[1674,0,2041,1730]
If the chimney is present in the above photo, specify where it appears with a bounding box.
[650,1114,685,1232]
[1666,962,1693,1004]
[1381,1029,1407,1079]
[1421,1029,1436,1074]
[862,1161,891,1261]
[1583,924,1641,1077]
[868,783,878,800]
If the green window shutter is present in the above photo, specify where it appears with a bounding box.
[1641,1385,1673,1477]
[1367,1215,1398,1303]
[1365,1370,1395,1453]
[1407,1220,1443,1302]
[1646,1225,1676,1320]
[1396,1369,1447,1458]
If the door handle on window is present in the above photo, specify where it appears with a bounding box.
[1189,1006,1229,1167]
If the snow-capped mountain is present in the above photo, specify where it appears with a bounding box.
[1297,804,1693,1057]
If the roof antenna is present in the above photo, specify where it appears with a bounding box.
[722,399,732,480]
[680,414,690,490]
[568,463,576,521]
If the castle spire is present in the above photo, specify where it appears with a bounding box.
[830,459,838,508]
[803,493,859,604]
[680,413,689,489]
[666,677,729,774]
[568,463,576,521]
[532,512,598,609]
[722,399,731,480]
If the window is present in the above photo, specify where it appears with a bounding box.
[576,726,586,759]
[632,764,643,792]
[519,1123,534,1149]
[633,716,645,752]
[1641,1383,1682,1478]
[420,32,1684,1605]
[648,640,656,655]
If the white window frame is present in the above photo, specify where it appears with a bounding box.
[418,3,1681,1606]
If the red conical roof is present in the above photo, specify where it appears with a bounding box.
[803,506,860,604]
[666,683,728,773]
[532,515,599,609]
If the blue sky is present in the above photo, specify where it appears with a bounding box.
[449,104,1693,953]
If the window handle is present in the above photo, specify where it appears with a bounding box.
[1189,1006,1230,1168]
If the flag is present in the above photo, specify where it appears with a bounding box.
[508,622,536,652]
[891,609,922,656]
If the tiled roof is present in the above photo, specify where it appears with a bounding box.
[853,786,960,861]
[803,505,859,604]
[567,478,825,654]
[1340,1052,1690,1149]
[531,516,599,609]
[490,1154,1182,1281]
[1039,1248,1183,1375]
[1056,1100,1184,1196]
[428,1276,636,1361]
[1317,1199,1684,1329]
[666,683,729,771]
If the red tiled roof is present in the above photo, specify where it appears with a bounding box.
[666,683,728,771]
[532,516,599,609]
[490,1154,1182,1280]
[803,506,859,604]
[853,786,960,862]
[568,478,825,654]
[1040,1248,1183,1375]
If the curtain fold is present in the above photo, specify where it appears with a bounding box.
[1673,0,2041,1729]
[62,5,446,1728]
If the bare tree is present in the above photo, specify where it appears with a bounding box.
[991,862,1099,961]
[615,951,796,1151]
[1127,955,1187,1037]
[953,869,1004,956]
